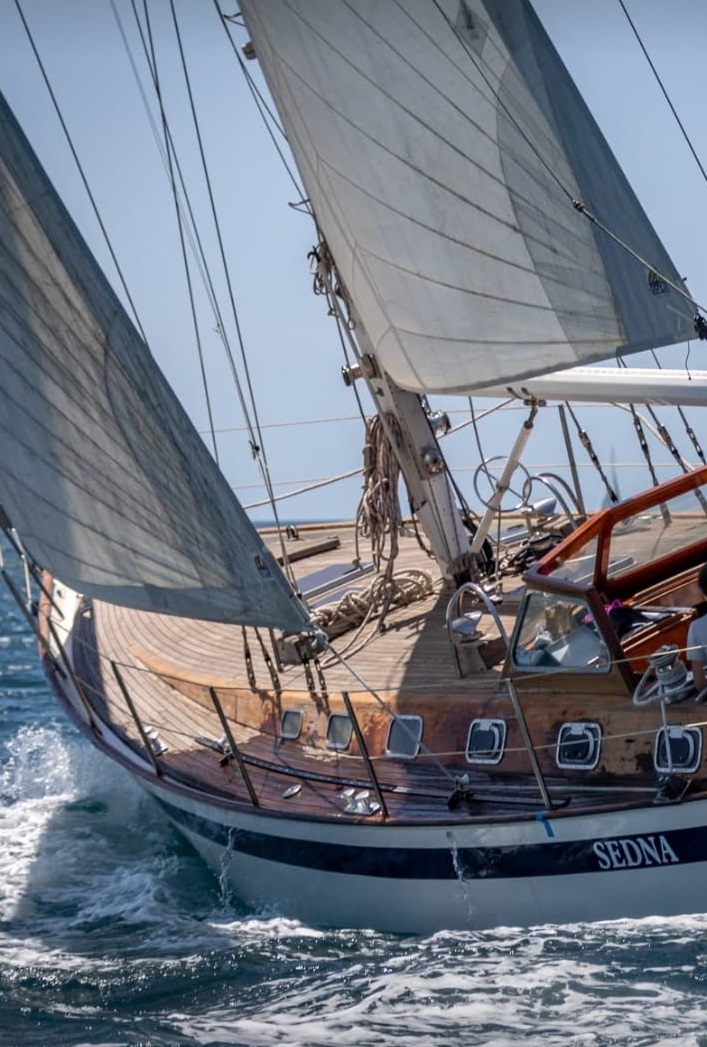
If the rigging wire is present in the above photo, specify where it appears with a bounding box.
[564,404,619,504]
[167,0,295,577]
[110,0,221,318]
[618,0,707,188]
[137,0,219,462]
[615,361,707,515]
[114,0,299,583]
[614,359,673,490]
[628,403,663,493]
[466,396,503,513]
[572,200,705,314]
[13,0,149,345]
[642,342,707,470]
[213,0,304,200]
[199,400,515,439]
[243,466,363,510]
[615,357,697,478]
[114,7,245,358]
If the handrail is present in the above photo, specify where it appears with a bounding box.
[445,582,509,643]
[445,581,509,678]
[524,472,584,528]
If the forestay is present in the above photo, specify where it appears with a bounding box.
[0,92,308,632]
[240,0,695,395]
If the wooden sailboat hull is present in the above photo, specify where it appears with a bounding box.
[142,780,707,933]
[44,614,707,934]
[33,469,707,933]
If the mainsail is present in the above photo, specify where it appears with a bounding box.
[240,0,696,396]
[0,91,308,632]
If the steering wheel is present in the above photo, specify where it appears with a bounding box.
[472,457,532,514]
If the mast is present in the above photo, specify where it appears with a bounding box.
[348,318,471,581]
[315,249,470,579]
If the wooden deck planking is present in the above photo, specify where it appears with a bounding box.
[60,516,707,826]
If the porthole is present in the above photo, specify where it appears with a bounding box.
[654,726,702,774]
[556,722,601,770]
[386,715,423,758]
[326,712,353,751]
[280,709,303,741]
[466,718,506,765]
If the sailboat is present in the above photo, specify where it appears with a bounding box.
[3,0,707,934]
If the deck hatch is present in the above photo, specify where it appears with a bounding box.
[326,712,353,751]
[466,718,506,764]
[556,722,602,770]
[385,714,423,758]
[280,709,303,740]
[654,726,702,773]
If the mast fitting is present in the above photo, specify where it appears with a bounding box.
[341,353,379,386]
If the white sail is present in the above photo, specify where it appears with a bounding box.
[240,0,696,395]
[0,92,308,633]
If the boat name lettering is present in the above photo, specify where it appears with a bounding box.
[593,834,679,870]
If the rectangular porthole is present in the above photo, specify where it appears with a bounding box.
[556,722,601,770]
[326,713,353,751]
[654,726,702,774]
[385,715,423,758]
[466,719,506,765]
[280,709,303,741]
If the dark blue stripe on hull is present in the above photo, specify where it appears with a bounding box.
[154,796,707,881]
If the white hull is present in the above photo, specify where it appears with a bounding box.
[138,775,707,934]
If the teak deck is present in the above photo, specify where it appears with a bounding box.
[45,516,707,826]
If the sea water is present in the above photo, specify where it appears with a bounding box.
[3,566,707,1046]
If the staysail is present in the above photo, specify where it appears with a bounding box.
[240,0,695,396]
[0,91,308,632]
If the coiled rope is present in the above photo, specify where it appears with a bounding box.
[311,415,434,640]
[312,569,434,641]
[356,414,402,573]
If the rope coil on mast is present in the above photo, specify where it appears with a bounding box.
[311,413,434,641]
[304,241,437,638]
[357,414,402,573]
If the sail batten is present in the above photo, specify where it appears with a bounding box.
[0,91,308,632]
[240,0,695,395]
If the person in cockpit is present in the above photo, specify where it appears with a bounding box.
[687,563,707,691]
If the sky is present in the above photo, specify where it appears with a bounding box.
[1,0,707,523]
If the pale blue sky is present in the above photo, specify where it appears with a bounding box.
[2,1,706,522]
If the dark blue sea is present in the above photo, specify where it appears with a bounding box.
[3,553,707,1047]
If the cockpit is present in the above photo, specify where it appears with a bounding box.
[509,467,707,681]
